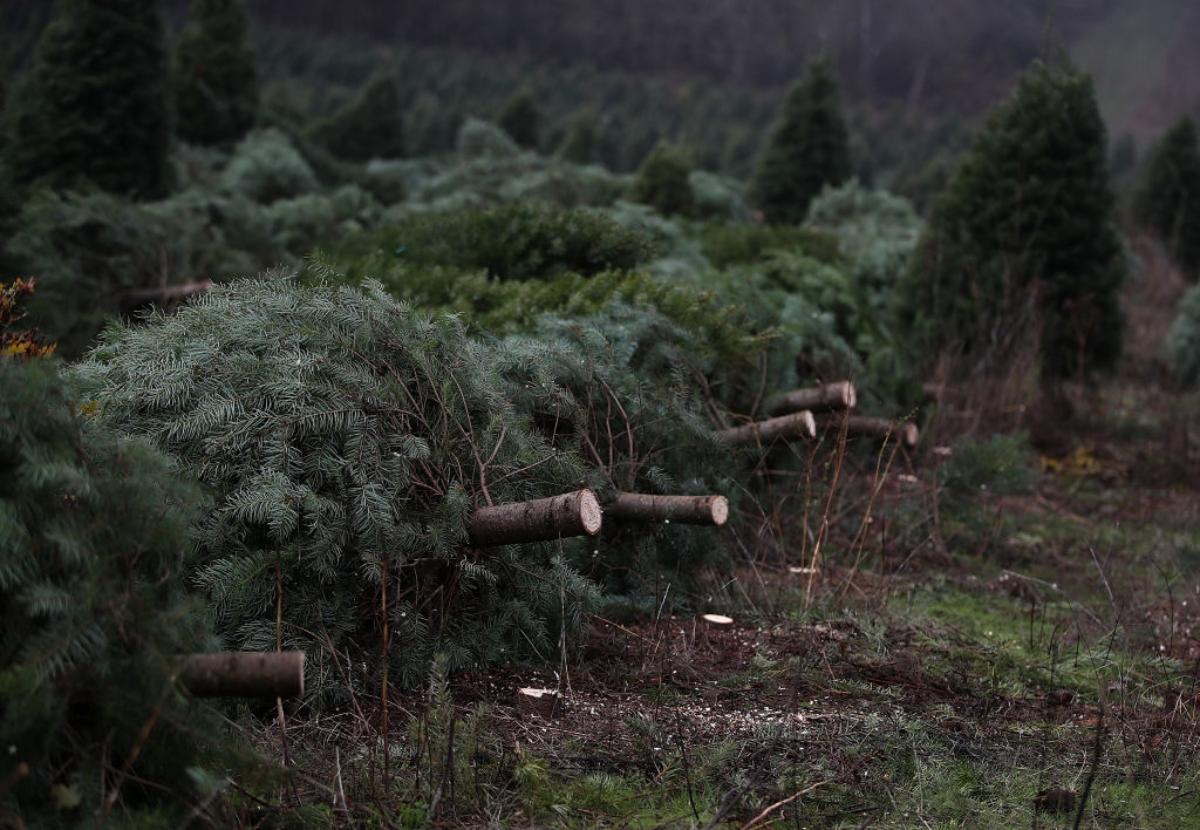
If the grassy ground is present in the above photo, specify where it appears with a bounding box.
[236,240,1199,828]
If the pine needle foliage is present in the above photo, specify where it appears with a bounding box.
[498,303,739,594]
[0,357,253,821]
[5,0,172,199]
[1133,117,1200,280]
[306,73,405,162]
[751,57,852,225]
[631,142,696,218]
[497,86,541,150]
[174,0,259,147]
[72,278,597,693]
[898,60,1125,381]
[331,202,655,281]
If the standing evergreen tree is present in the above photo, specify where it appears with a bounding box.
[1133,118,1200,280]
[751,57,852,225]
[5,0,171,199]
[497,86,541,150]
[632,141,695,217]
[898,60,1125,381]
[173,0,258,147]
[306,73,405,162]
[559,109,597,164]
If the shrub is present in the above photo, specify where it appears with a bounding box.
[5,0,172,198]
[332,202,655,282]
[73,279,599,693]
[265,184,382,257]
[497,86,541,150]
[688,170,753,221]
[700,223,841,269]
[806,180,921,305]
[751,57,852,225]
[0,357,251,821]
[7,187,268,355]
[306,73,405,162]
[1165,285,1200,388]
[1133,117,1200,280]
[174,0,258,146]
[222,128,319,203]
[558,110,598,164]
[899,60,1125,381]
[456,117,522,161]
[0,278,56,359]
[631,142,695,217]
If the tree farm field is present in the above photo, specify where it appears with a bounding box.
[3,2,1200,828]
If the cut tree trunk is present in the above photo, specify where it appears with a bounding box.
[124,280,213,303]
[824,415,920,449]
[769,381,857,416]
[607,492,729,526]
[181,651,305,699]
[716,411,816,446]
[468,488,602,546]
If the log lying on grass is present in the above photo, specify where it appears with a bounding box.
[182,651,305,699]
[824,415,920,449]
[769,381,857,416]
[607,492,729,526]
[716,411,816,446]
[468,488,603,546]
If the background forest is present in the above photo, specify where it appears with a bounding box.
[1,1,1199,828]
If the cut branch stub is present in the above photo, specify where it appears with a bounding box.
[825,415,920,449]
[769,381,857,416]
[468,488,602,546]
[716,411,816,446]
[181,651,305,699]
[607,492,729,526]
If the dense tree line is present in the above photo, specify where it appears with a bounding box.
[239,0,1093,115]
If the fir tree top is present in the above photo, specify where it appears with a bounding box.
[306,73,405,162]
[174,0,259,146]
[5,0,172,199]
[631,141,696,217]
[899,59,1124,380]
[497,86,541,150]
[751,56,852,225]
[1133,117,1200,280]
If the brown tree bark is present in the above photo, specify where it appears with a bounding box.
[607,492,729,526]
[468,488,602,546]
[181,651,305,699]
[769,381,857,416]
[825,415,920,449]
[716,411,816,446]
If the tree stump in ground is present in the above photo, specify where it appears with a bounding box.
[515,687,561,719]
